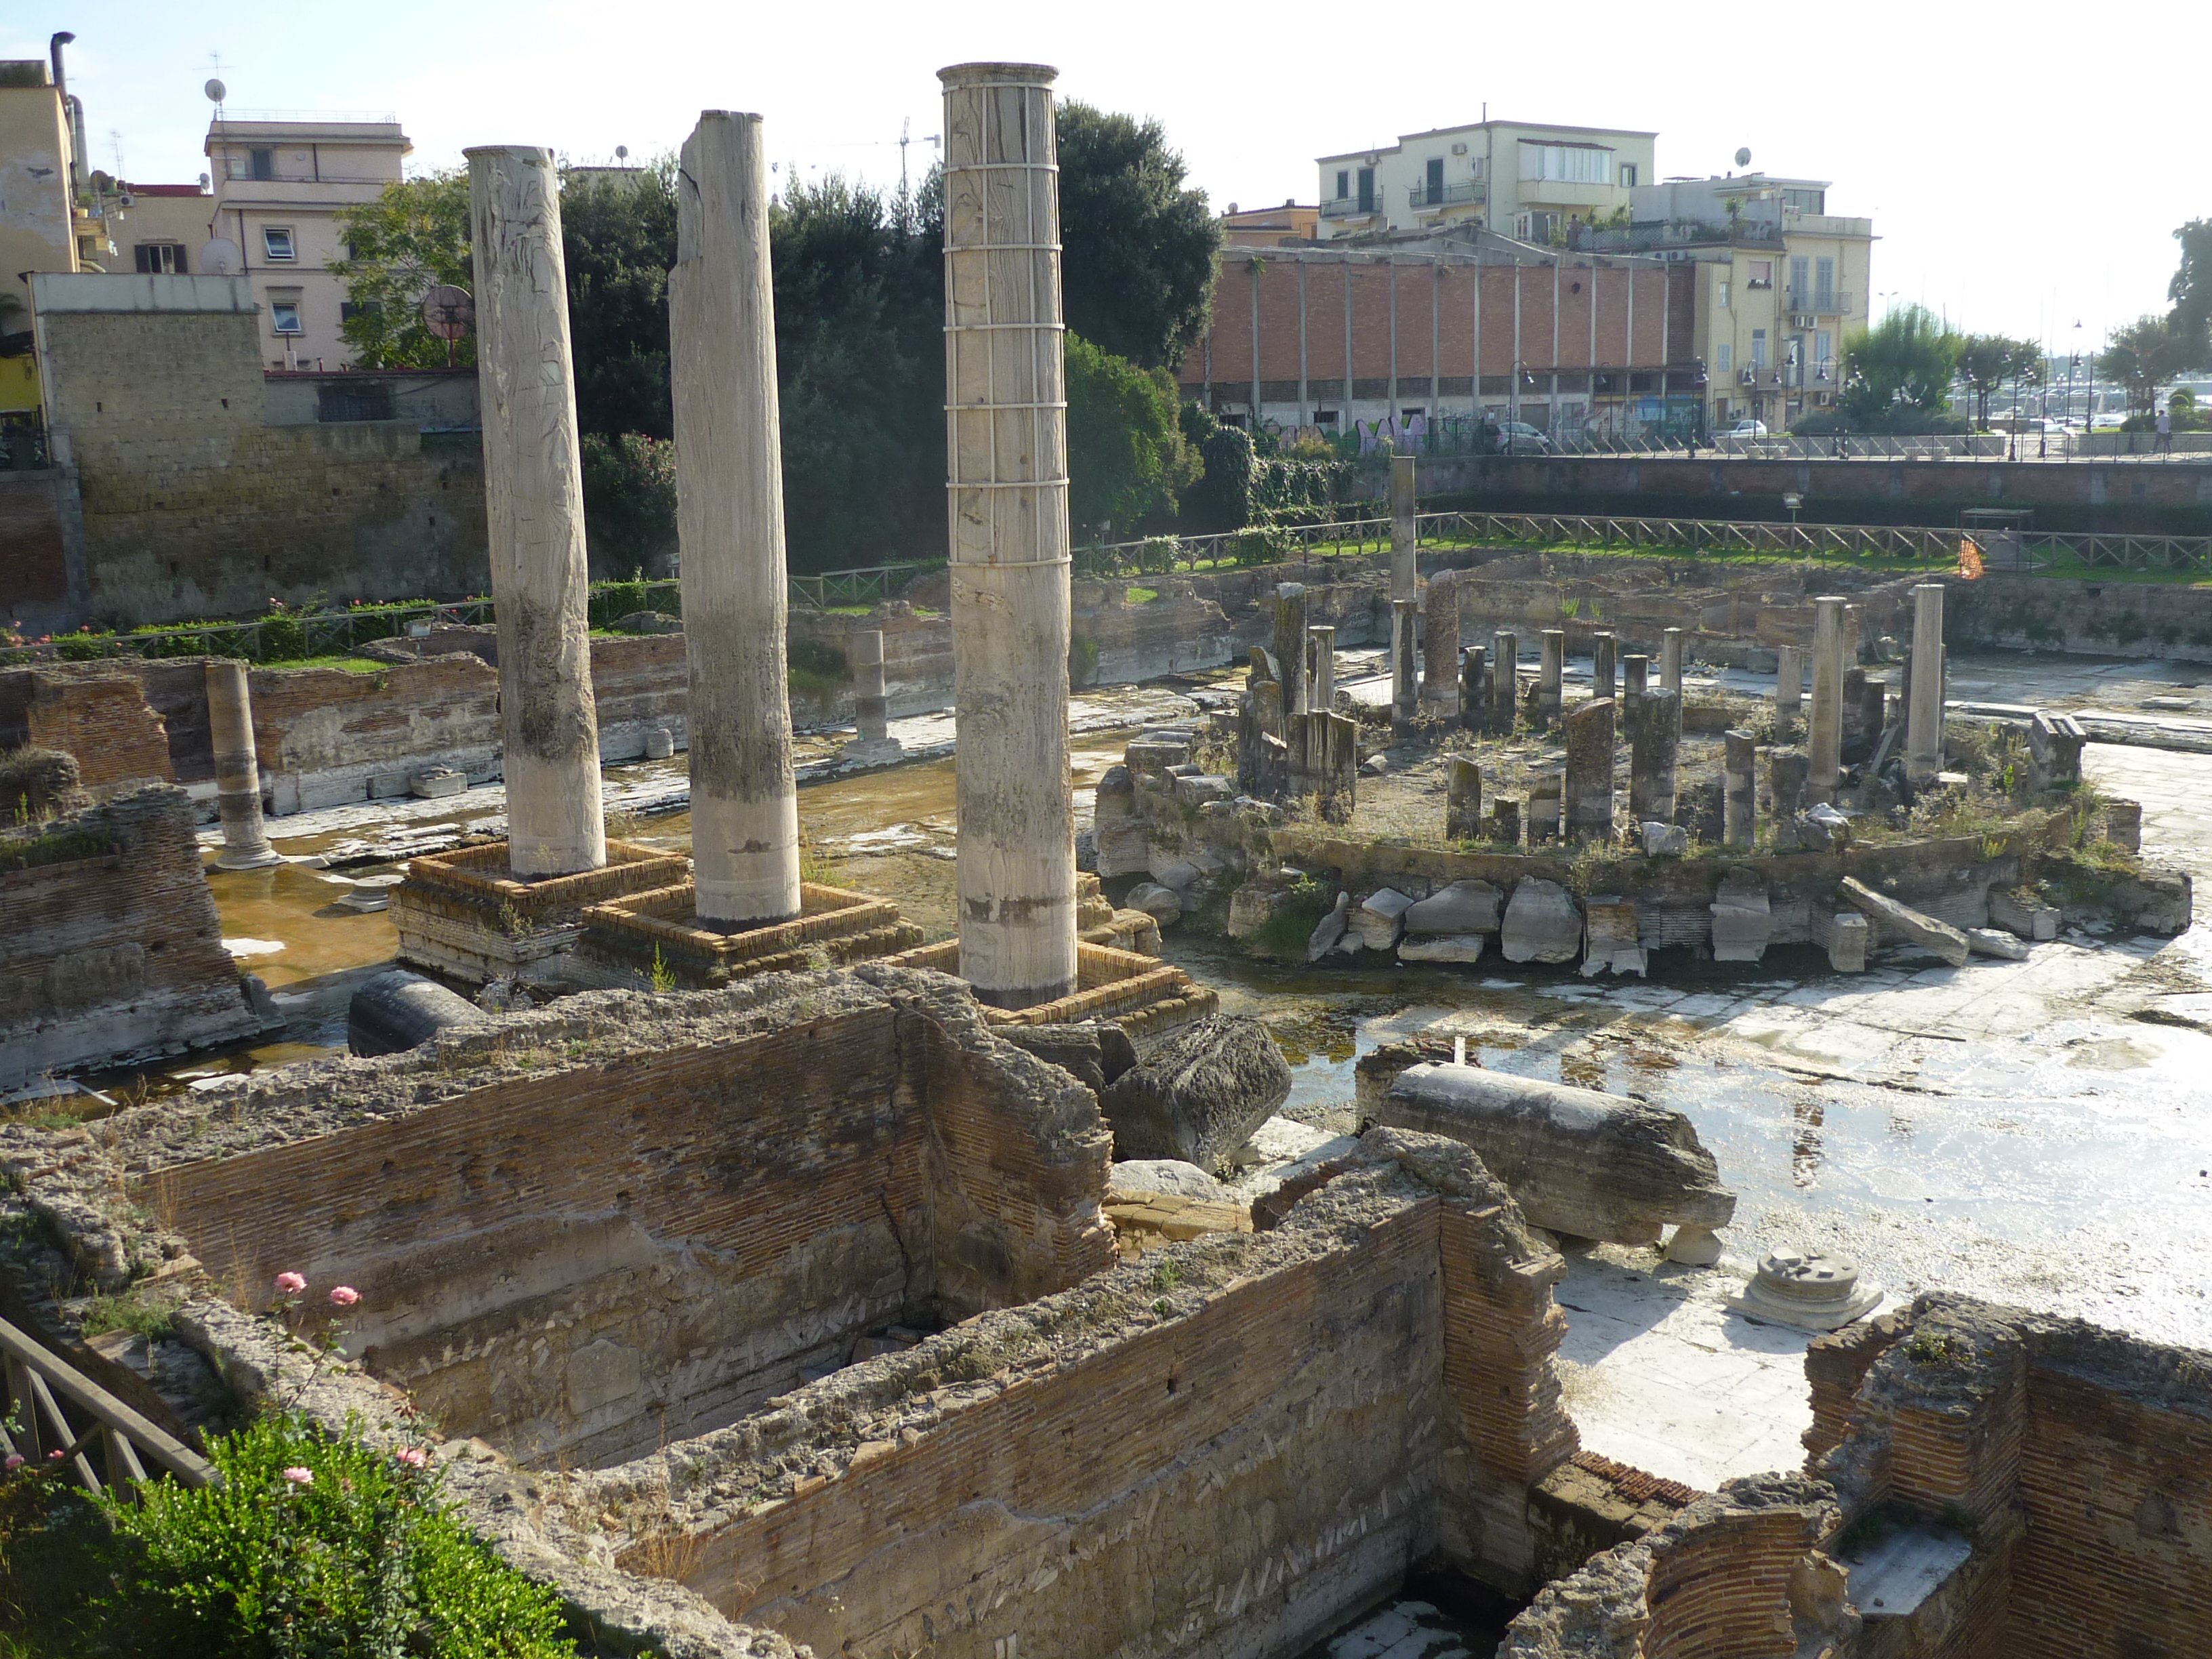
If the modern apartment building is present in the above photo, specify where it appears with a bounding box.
[203,115,412,369]
[1316,119,1655,245]
[1221,200,1319,248]
[1607,173,1875,431]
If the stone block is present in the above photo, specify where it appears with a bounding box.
[1125,882,1183,926]
[642,726,676,760]
[1818,909,1870,972]
[1125,739,1189,773]
[1989,886,2060,942]
[1172,773,1235,807]
[1355,887,1416,951]
[1092,765,1150,879]
[1098,1015,1294,1174]
[1399,934,1488,964]
[1796,802,1851,853]
[1108,1160,1231,1201]
[1502,878,1581,964]
[1404,878,1503,936]
[1641,821,1688,857]
[1307,891,1351,962]
[2102,800,2143,853]
[410,765,468,799]
[1581,895,1646,977]
[1965,926,2030,960]
[1839,876,1970,966]
[1149,857,1202,891]
[1227,869,1305,941]
[1378,1061,1736,1245]
[1709,867,1773,963]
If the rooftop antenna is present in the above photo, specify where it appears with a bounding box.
[615,144,628,165]
[1732,146,1751,178]
[205,73,228,122]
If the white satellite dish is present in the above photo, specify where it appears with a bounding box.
[1734,146,1753,169]
[205,78,227,104]
[197,237,240,275]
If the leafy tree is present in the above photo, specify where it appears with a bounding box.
[1057,102,1221,370]
[560,160,678,441]
[1065,331,1197,538]
[1183,419,1254,533]
[329,169,473,368]
[2098,315,2191,417]
[1841,304,1960,426]
[771,172,944,571]
[2169,218,2212,366]
[1955,333,2041,428]
[579,432,678,577]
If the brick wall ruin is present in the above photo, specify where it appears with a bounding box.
[573,1128,1574,1655]
[0,784,262,1088]
[0,668,176,798]
[125,971,1113,1470]
[1507,1294,2212,1659]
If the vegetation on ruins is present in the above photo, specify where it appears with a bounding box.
[1065,332,1200,538]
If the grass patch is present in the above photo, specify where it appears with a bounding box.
[1125,586,1160,605]
[1247,877,1334,958]
[78,1290,179,1343]
[266,655,398,674]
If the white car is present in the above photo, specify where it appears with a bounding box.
[1723,418,1769,438]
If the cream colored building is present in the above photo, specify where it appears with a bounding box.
[203,117,412,369]
[0,54,123,412]
[1622,173,1873,432]
[1316,119,1654,245]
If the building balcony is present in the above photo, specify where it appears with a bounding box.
[1319,195,1383,220]
[1784,290,1853,316]
[1408,180,1486,211]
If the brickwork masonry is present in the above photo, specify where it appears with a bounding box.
[0,784,263,1088]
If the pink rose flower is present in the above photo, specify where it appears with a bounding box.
[328,1285,360,1308]
[396,1446,428,1469]
[47,1449,64,1460]
[274,1271,307,1296]
[282,1466,314,1486]
[2,1454,21,1472]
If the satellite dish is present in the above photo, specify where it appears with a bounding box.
[420,285,474,341]
[1734,146,1753,168]
[205,78,226,104]
[197,237,240,275]
[615,144,629,162]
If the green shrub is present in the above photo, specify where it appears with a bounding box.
[579,432,678,579]
[0,1412,576,1658]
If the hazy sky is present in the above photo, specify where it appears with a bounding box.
[10,0,2198,352]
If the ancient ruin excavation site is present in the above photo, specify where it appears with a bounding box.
[5,44,2212,1659]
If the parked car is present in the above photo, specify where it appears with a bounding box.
[1722,418,1769,438]
[1488,420,1555,455]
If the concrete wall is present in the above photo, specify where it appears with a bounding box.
[0,785,261,1088]
[1402,453,2212,533]
[28,273,487,626]
[134,972,1115,1471]
[262,368,480,430]
[588,1132,1574,1656]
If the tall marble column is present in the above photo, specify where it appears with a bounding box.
[467,143,606,878]
[941,62,1076,1006]
[1807,596,1847,805]
[671,110,799,923]
[1906,582,1946,785]
[205,659,279,869]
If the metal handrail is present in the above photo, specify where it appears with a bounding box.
[0,1315,216,1496]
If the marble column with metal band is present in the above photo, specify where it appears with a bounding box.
[941,61,1076,1007]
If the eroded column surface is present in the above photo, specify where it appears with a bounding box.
[1274,583,1309,720]
[1660,627,1685,695]
[1723,728,1756,848]
[1390,453,1418,604]
[1564,697,1615,844]
[1536,628,1565,728]
[1422,570,1459,712]
[672,111,799,924]
[1629,687,1680,823]
[942,62,1076,1008]
[1446,756,1483,840]
[1591,631,1616,703]
[1490,630,1519,731]
[469,144,607,878]
[1307,623,1336,711]
[205,659,278,869]
[1906,581,1946,784]
[1807,596,1847,805]
[1622,653,1648,720]
[1776,643,1803,729]
[1391,599,1420,724]
[1457,644,1486,731]
[852,630,894,746]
